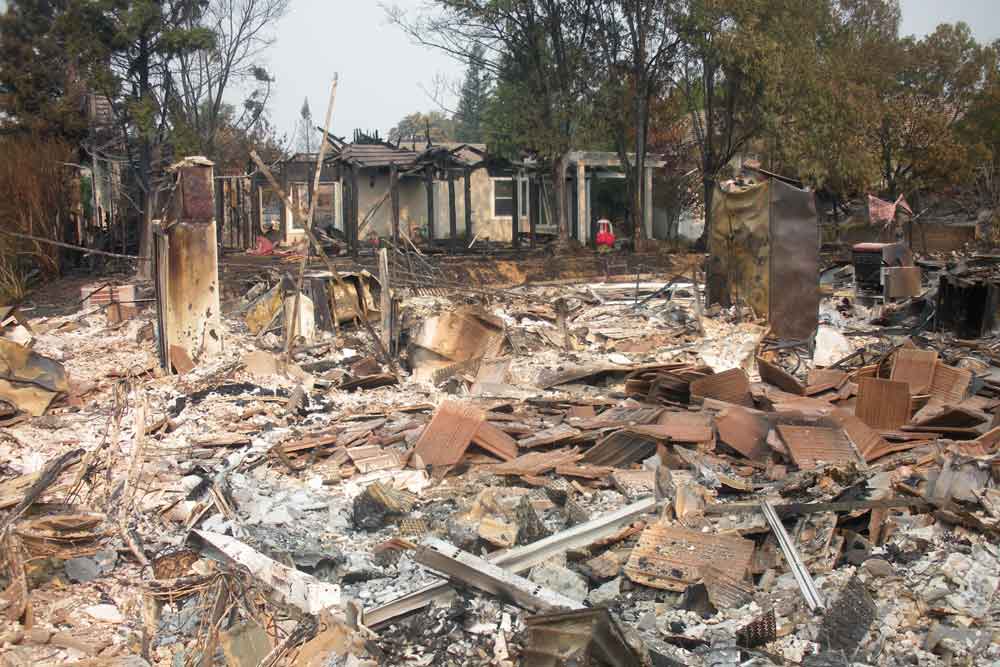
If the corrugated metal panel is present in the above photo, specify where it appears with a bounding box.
[689,368,753,406]
[890,348,938,395]
[412,400,485,466]
[581,429,659,467]
[929,363,972,404]
[856,377,911,429]
[768,179,819,340]
[715,406,770,461]
[471,421,519,461]
[776,425,860,469]
[624,524,755,591]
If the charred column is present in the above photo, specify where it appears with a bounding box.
[390,162,400,246]
[154,157,223,374]
[530,177,540,248]
[448,168,458,250]
[425,165,435,243]
[464,167,473,243]
[350,163,360,256]
[511,171,520,249]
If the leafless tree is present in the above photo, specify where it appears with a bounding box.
[172,0,289,159]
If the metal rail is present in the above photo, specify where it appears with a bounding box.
[364,496,656,628]
[761,501,824,612]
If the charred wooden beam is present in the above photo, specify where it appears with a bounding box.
[390,162,400,246]
[425,165,435,242]
[511,170,520,249]
[447,168,457,249]
[464,167,473,243]
[349,164,360,256]
[530,177,540,248]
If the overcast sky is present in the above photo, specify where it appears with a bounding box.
[263,1,464,147]
[263,0,1000,142]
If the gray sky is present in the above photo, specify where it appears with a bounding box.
[265,1,463,146]
[899,0,1000,43]
[262,0,1000,140]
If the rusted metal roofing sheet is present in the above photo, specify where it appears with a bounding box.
[470,420,519,461]
[412,400,485,466]
[929,362,972,404]
[757,356,807,395]
[700,564,755,610]
[890,348,938,395]
[690,368,753,406]
[334,143,419,168]
[554,464,614,480]
[623,524,755,591]
[574,405,663,429]
[493,448,583,476]
[648,412,714,442]
[715,406,770,461]
[776,424,860,469]
[856,377,911,430]
[520,424,583,449]
[829,408,892,462]
[581,429,660,467]
[805,368,849,396]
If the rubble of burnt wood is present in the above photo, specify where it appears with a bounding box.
[2,252,1000,667]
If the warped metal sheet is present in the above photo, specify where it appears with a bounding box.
[757,355,806,395]
[891,348,938,395]
[471,420,519,461]
[624,524,754,591]
[715,406,770,461]
[708,181,770,317]
[768,179,819,339]
[776,424,860,469]
[582,429,660,467]
[856,377,911,430]
[689,368,753,407]
[493,448,583,477]
[929,362,972,404]
[647,412,714,442]
[701,564,755,610]
[412,400,485,466]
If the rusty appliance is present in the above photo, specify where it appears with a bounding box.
[707,176,820,340]
[851,242,912,296]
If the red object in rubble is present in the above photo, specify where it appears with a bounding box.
[596,220,615,248]
[247,236,275,256]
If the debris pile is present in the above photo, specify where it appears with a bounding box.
[2,249,1000,667]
